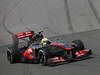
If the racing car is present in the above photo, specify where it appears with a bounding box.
[7,30,43,64]
[7,30,92,65]
[38,39,92,66]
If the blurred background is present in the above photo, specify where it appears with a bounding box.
[0,0,100,45]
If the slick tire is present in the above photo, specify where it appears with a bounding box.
[39,51,47,66]
[72,40,85,50]
[7,48,15,64]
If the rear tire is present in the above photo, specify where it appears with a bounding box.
[7,48,15,64]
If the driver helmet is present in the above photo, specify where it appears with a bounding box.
[40,38,49,46]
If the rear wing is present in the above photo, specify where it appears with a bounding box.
[12,31,34,49]
[15,31,34,39]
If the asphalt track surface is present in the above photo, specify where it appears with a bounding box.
[0,0,100,75]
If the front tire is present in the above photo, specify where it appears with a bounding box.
[32,59,40,64]
[39,51,47,66]
[72,40,85,50]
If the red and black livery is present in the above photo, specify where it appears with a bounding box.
[7,31,92,66]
